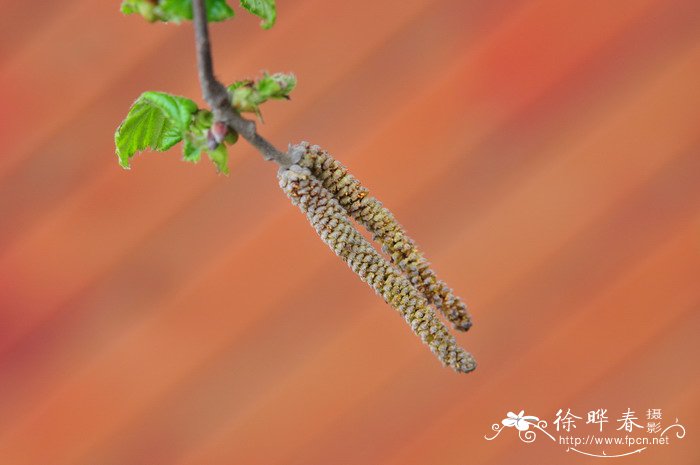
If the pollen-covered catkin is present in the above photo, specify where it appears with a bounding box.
[278,164,476,373]
[293,142,473,332]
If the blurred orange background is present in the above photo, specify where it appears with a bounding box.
[0,1,699,464]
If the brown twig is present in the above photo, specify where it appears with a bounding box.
[191,0,293,167]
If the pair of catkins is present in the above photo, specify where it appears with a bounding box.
[278,143,476,373]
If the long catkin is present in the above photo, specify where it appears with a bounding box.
[278,164,476,373]
[295,142,473,332]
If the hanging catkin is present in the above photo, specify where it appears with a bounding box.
[278,163,476,373]
[294,142,473,332]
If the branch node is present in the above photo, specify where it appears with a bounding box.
[191,0,290,167]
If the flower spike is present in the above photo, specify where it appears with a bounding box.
[293,142,473,332]
[278,164,476,373]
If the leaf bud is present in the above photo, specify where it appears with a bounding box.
[211,121,228,144]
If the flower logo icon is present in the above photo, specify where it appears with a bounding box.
[485,410,554,442]
[502,411,540,431]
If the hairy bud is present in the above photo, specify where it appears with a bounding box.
[278,164,476,373]
[206,129,219,151]
[293,142,473,332]
[211,121,228,144]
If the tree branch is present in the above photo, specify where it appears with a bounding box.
[191,0,293,167]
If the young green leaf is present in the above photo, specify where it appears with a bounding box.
[206,143,230,174]
[257,72,296,99]
[240,0,276,29]
[227,72,295,118]
[183,135,203,163]
[121,0,159,22]
[160,0,234,22]
[120,0,234,23]
[115,91,198,169]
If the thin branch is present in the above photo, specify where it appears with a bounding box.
[191,0,293,167]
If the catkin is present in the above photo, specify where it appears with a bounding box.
[294,142,473,332]
[278,164,476,373]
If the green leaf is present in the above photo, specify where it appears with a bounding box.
[160,0,234,22]
[226,72,295,117]
[240,0,276,29]
[115,91,198,169]
[207,144,230,174]
[228,82,258,113]
[183,136,203,162]
[121,1,155,22]
[204,0,236,21]
[257,72,296,99]
[193,109,214,131]
[120,0,234,23]
[157,0,193,21]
